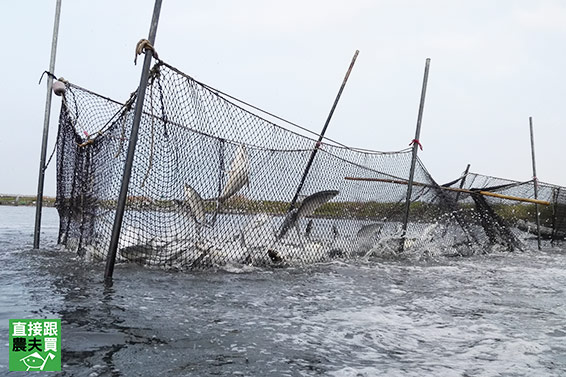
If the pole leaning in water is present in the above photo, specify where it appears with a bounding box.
[400,58,431,252]
[288,50,359,210]
[454,164,471,203]
[529,116,542,250]
[34,0,62,249]
[105,0,163,285]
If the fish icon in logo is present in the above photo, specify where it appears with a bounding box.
[20,352,56,371]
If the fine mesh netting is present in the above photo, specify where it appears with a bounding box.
[444,173,566,246]
[55,60,566,269]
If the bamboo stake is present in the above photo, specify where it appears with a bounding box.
[344,176,551,206]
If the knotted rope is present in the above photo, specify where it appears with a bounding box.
[135,39,159,65]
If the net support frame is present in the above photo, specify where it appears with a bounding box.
[529,116,542,250]
[400,58,431,252]
[104,0,163,285]
[34,0,62,249]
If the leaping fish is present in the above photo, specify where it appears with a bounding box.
[355,222,384,256]
[184,183,207,225]
[217,144,249,203]
[356,222,384,239]
[276,208,300,241]
[305,219,314,240]
[276,189,339,241]
[119,236,192,266]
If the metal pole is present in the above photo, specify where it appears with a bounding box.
[529,116,542,250]
[455,164,471,203]
[288,50,359,210]
[34,0,62,249]
[105,0,163,285]
[400,58,431,252]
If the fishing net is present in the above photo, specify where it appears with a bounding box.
[55,59,566,269]
[442,173,566,246]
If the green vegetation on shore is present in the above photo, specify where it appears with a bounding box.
[0,195,56,207]
[54,193,555,224]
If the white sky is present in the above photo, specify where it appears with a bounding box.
[1,0,565,196]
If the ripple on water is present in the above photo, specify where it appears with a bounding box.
[1,206,566,376]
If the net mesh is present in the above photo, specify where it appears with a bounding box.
[446,172,566,246]
[55,60,566,269]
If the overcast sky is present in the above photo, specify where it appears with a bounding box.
[1,0,565,196]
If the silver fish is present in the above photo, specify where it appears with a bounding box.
[184,183,207,225]
[296,190,339,218]
[119,237,189,266]
[516,219,557,239]
[120,244,156,264]
[355,223,384,256]
[218,144,249,203]
[356,222,384,238]
[276,208,300,241]
[277,190,339,240]
[269,240,328,265]
[305,219,314,240]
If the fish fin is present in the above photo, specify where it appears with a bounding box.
[276,210,297,240]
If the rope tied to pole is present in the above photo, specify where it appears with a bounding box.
[38,71,69,85]
[38,71,57,85]
[77,130,103,148]
[409,139,423,150]
[78,139,95,148]
[135,39,159,65]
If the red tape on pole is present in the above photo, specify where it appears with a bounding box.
[409,139,423,150]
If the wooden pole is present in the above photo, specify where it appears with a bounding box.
[105,0,163,286]
[400,58,431,252]
[344,176,551,206]
[530,116,542,249]
[288,50,359,210]
[34,0,62,249]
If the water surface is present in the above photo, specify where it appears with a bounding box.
[1,206,565,376]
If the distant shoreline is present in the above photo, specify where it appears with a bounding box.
[0,195,56,207]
